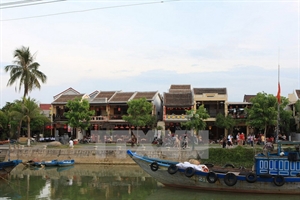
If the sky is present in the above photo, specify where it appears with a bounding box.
[0,0,299,107]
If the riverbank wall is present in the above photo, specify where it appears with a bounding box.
[5,147,200,164]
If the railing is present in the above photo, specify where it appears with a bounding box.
[90,115,125,121]
[53,115,68,121]
[230,114,247,119]
[165,114,188,120]
[90,116,108,121]
[110,115,123,120]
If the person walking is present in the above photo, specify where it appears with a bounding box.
[250,134,254,147]
[69,139,74,148]
[239,132,245,145]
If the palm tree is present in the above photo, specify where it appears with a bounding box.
[10,98,41,146]
[5,46,47,100]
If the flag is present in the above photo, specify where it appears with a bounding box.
[276,82,281,103]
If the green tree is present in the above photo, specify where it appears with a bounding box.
[5,46,47,100]
[122,98,155,127]
[122,98,155,142]
[64,98,95,138]
[0,110,10,140]
[181,105,209,134]
[245,92,278,139]
[215,113,236,137]
[278,97,293,136]
[294,100,300,131]
[181,105,209,150]
[10,98,41,146]
[1,102,19,139]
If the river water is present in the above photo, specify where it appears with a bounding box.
[0,164,299,200]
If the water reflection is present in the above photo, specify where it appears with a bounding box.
[1,164,156,200]
[0,165,299,200]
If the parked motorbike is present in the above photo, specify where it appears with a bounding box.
[152,137,163,147]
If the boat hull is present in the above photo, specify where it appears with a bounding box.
[0,160,22,175]
[128,150,300,194]
[57,160,75,167]
[42,160,58,167]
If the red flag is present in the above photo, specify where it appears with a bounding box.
[277,82,281,103]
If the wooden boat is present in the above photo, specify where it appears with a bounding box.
[127,141,300,194]
[57,159,75,167]
[42,160,58,167]
[0,160,22,175]
[26,160,43,167]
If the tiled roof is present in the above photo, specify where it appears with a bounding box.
[296,90,300,99]
[109,92,135,102]
[243,95,256,102]
[163,92,193,106]
[40,104,51,110]
[89,90,99,98]
[170,84,191,90]
[169,89,191,93]
[95,91,116,100]
[133,92,157,100]
[52,94,84,103]
[53,87,80,100]
[193,88,227,95]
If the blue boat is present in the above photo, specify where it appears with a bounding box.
[57,160,75,167]
[42,160,58,167]
[127,140,300,194]
[0,160,22,176]
[57,165,74,172]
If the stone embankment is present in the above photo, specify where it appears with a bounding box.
[6,146,200,164]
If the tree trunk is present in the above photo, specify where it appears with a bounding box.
[27,120,31,147]
[264,124,267,143]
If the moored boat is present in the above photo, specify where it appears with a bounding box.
[42,160,58,167]
[57,159,75,167]
[0,160,22,176]
[127,141,300,194]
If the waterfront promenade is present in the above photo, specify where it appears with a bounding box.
[1,141,205,165]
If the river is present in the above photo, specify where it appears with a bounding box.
[0,164,299,200]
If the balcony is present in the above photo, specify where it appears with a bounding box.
[164,114,189,121]
[229,114,247,119]
[90,115,108,121]
[53,115,67,121]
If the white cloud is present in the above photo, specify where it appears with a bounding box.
[0,1,298,107]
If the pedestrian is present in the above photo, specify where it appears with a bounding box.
[239,132,245,145]
[69,139,74,148]
[222,136,227,148]
[236,133,240,145]
[260,134,266,145]
[250,134,254,147]
[227,134,233,147]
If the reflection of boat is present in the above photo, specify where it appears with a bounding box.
[57,160,75,167]
[27,159,74,167]
[0,159,22,175]
[145,187,300,200]
[57,165,74,172]
[127,141,300,194]
[0,148,8,162]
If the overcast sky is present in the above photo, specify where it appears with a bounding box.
[0,0,299,107]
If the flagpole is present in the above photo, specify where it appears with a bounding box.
[276,49,280,143]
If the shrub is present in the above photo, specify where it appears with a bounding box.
[202,146,259,168]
